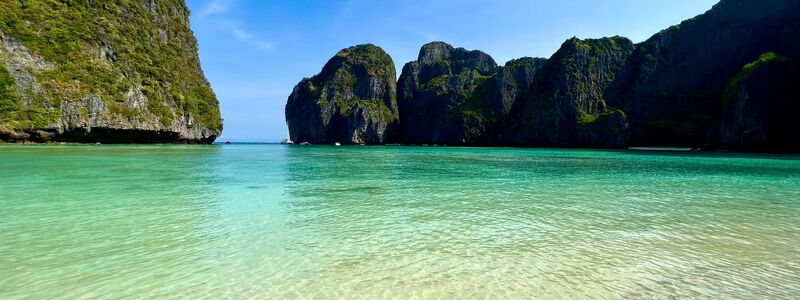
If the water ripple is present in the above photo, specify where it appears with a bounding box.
[0,145,798,299]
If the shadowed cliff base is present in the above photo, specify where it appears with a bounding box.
[0,127,217,144]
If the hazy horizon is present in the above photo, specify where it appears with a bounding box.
[186,0,719,142]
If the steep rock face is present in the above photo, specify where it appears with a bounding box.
[609,0,800,148]
[507,37,634,147]
[483,57,547,143]
[285,44,399,144]
[495,57,548,115]
[0,0,221,143]
[718,53,800,151]
[398,42,500,144]
[286,0,800,152]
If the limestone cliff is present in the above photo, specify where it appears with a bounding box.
[482,57,547,143]
[285,44,399,145]
[718,53,800,151]
[608,0,800,149]
[397,42,500,144]
[506,37,634,147]
[285,0,800,152]
[0,0,221,143]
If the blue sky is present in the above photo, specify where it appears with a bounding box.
[185,0,719,142]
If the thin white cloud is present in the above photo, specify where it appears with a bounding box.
[222,22,274,51]
[198,0,231,18]
[253,41,275,51]
[196,0,274,51]
[230,27,253,40]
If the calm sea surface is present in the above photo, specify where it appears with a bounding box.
[1,144,799,299]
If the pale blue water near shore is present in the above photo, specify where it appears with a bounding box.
[1,144,799,299]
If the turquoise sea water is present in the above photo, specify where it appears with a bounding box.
[1,144,799,299]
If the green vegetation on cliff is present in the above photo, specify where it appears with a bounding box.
[337,97,399,123]
[286,44,400,144]
[323,44,396,78]
[397,42,501,144]
[724,52,790,106]
[503,36,634,147]
[610,0,800,148]
[0,65,18,121]
[287,0,800,150]
[0,0,221,130]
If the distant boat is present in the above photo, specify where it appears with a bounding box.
[281,128,294,144]
[299,142,311,146]
[224,141,233,145]
[335,142,341,146]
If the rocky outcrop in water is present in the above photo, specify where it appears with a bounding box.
[285,44,399,145]
[396,43,556,145]
[286,0,800,151]
[397,42,499,144]
[0,0,221,144]
[506,37,634,147]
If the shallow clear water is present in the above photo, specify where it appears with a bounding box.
[1,144,799,299]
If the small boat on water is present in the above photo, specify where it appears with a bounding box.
[280,128,294,144]
[224,140,233,145]
[299,142,311,146]
[335,142,341,146]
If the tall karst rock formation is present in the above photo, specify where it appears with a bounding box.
[0,0,222,143]
[285,44,400,145]
[287,0,800,151]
